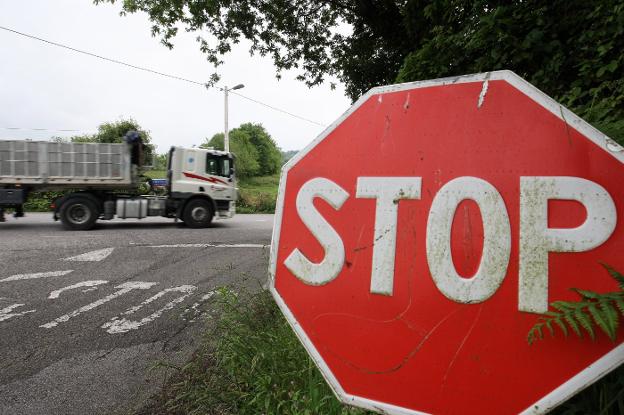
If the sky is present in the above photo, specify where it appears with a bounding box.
[0,0,352,152]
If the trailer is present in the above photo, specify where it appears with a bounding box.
[0,137,237,230]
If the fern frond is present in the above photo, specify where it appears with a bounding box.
[528,264,624,344]
[553,318,568,337]
[528,324,544,345]
[575,308,596,340]
[598,299,619,341]
[552,301,575,311]
[571,288,601,299]
[588,303,612,340]
[614,296,624,316]
[601,263,624,290]
[563,312,581,337]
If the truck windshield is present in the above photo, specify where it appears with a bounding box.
[206,155,232,177]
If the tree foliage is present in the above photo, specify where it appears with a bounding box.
[396,0,624,144]
[237,123,282,176]
[203,123,281,178]
[203,130,260,178]
[71,118,151,144]
[96,0,624,143]
[94,0,411,100]
[69,118,155,160]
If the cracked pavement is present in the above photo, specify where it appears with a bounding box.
[0,213,273,415]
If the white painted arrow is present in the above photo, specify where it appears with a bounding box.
[41,281,158,329]
[0,304,36,321]
[102,285,196,334]
[0,270,73,283]
[48,280,109,299]
[63,248,114,262]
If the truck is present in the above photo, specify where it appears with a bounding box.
[0,136,237,230]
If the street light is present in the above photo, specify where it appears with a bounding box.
[224,83,244,153]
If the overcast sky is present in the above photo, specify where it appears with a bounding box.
[0,0,352,152]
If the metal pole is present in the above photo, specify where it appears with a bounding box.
[224,86,230,153]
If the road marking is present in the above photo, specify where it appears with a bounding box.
[48,280,109,299]
[0,304,36,322]
[63,248,114,262]
[102,285,197,334]
[181,290,217,322]
[147,243,268,248]
[40,281,158,329]
[0,270,73,283]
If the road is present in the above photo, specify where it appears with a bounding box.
[0,213,274,415]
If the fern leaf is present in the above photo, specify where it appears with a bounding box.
[614,295,624,316]
[601,263,624,290]
[563,312,582,337]
[552,301,575,311]
[575,308,595,340]
[571,288,601,299]
[544,320,554,336]
[553,318,568,337]
[527,324,544,345]
[598,299,619,341]
[588,303,614,340]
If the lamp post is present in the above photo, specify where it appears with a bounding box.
[224,83,244,153]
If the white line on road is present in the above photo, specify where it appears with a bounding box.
[0,270,73,283]
[40,281,158,329]
[63,248,114,262]
[102,285,197,334]
[0,304,36,322]
[48,280,109,299]
[181,290,217,321]
[147,243,268,248]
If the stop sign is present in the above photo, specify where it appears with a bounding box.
[269,70,624,414]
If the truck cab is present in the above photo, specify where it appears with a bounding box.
[167,146,237,219]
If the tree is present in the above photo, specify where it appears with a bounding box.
[202,123,281,178]
[94,0,411,100]
[395,0,624,144]
[70,118,155,161]
[96,1,623,143]
[202,131,260,178]
[237,123,282,175]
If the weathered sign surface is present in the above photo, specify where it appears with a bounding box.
[269,71,624,415]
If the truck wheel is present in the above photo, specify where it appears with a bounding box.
[60,197,99,230]
[183,199,213,228]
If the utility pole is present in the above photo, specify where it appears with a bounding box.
[223,84,244,153]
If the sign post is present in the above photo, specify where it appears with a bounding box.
[270,71,624,414]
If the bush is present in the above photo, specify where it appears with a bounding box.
[23,191,65,212]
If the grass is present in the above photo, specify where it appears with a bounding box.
[144,169,167,179]
[139,288,370,415]
[236,174,280,213]
[141,287,623,415]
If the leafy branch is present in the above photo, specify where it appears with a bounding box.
[528,264,624,345]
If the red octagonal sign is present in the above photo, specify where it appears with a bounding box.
[269,71,624,414]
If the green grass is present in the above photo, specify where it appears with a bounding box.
[237,174,280,213]
[144,169,167,179]
[139,288,370,415]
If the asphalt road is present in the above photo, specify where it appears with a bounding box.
[0,213,274,415]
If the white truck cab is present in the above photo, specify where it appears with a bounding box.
[168,146,238,219]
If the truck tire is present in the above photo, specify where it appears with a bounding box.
[60,197,99,230]
[183,199,214,228]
